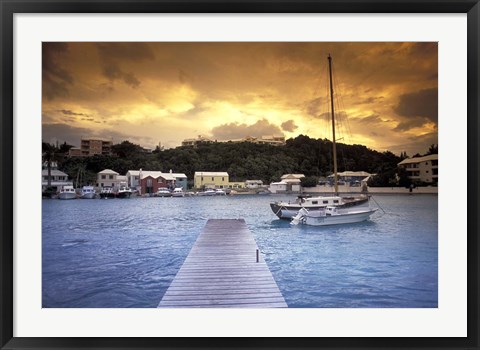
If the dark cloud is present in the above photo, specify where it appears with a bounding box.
[97,43,155,62]
[211,119,283,140]
[281,120,298,132]
[42,43,74,100]
[305,97,327,118]
[103,65,140,88]
[59,109,89,117]
[387,132,438,156]
[97,43,154,88]
[394,88,437,131]
[42,123,91,146]
[355,114,390,125]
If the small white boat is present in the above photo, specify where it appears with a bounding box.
[117,184,132,198]
[291,206,377,226]
[80,186,96,199]
[58,185,77,200]
[215,189,226,195]
[100,186,115,199]
[156,188,172,197]
[198,189,216,196]
[171,188,185,197]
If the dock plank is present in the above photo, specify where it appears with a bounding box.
[158,219,287,308]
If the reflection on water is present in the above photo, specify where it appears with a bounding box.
[42,194,437,308]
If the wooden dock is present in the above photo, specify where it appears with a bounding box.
[158,219,287,308]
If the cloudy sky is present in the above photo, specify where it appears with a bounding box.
[42,42,437,155]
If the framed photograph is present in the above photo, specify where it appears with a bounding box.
[1,0,479,349]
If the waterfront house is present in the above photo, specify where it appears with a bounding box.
[227,181,246,189]
[139,171,176,194]
[41,162,72,192]
[97,169,120,188]
[398,154,438,184]
[327,171,372,186]
[268,181,288,193]
[245,180,264,188]
[280,174,305,193]
[127,170,188,191]
[194,172,229,189]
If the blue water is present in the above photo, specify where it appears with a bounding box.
[42,195,438,308]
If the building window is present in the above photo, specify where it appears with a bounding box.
[222,177,224,181]
[212,177,214,181]
[109,175,113,179]
[101,183,104,187]
[101,175,106,179]
[433,169,438,175]
[201,177,203,181]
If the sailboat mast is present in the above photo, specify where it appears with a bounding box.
[328,54,338,194]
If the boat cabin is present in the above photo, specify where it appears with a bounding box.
[297,196,343,207]
[61,185,75,193]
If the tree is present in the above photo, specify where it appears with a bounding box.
[42,142,63,187]
[426,144,438,155]
[301,176,319,187]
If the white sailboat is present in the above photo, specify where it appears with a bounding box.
[271,54,370,220]
[291,55,377,226]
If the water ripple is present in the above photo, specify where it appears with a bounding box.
[43,194,438,308]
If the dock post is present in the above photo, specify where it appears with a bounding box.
[256,249,259,263]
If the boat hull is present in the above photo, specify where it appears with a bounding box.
[270,197,369,219]
[156,193,172,197]
[80,192,96,199]
[58,192,77,200]
[301,209,377,226]
[99,193,115,199]
[117,191,132,198]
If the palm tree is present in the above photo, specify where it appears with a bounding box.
[42,142,63,187]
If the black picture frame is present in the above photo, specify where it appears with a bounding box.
[1,0,479,349]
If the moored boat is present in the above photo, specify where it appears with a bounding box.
[156,188,172,197]
[99,186,115,199]
[117,184,132,198]
[58,185,77,200]
[271,54,371,220]
[270,195,369,219]
[171,188,185,197]
[215,189,226,196]
[80,186,96,199]
[291,206,377,226]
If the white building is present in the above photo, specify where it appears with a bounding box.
[97,169,121,188]
[245,180,264,189]
[268,181,288,193]
[398,154,438,184]
[41,169,72,192]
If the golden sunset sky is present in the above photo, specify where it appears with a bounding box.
[42,42,437,155]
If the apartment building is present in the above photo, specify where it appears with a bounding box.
[398,154,438,184]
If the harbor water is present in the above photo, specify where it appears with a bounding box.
[42,194,437,308]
